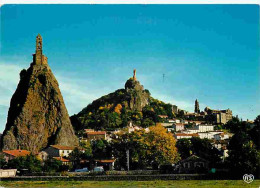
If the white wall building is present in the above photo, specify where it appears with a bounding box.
[214,133,230,140]
[173,123,185,131]
[44,145,76,157]
[196,125,214,132]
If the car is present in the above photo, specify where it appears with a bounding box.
[75,167,89,172]
[93,166,104,172]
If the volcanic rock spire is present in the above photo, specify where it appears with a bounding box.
[1,35,78,153]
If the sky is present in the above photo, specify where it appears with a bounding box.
[0,5,259,132]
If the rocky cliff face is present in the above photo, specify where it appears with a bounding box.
[1,35,78,153]
[125,77,149,111]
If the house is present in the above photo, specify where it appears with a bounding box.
[158,115,168,119]
[214,133,230,140]
[176,155,209,173]
[196,124,214,132]
[44,145,76,157]
[53,157,71,165]
[95,159,116,171]
[174,133,199,140]
[2,149,30,162]
[213,140,229,160]
[197,131,223,139]
[173,123,185,131]
[187,120,205,125]
[84,130,106,141]
[168,118,181,123]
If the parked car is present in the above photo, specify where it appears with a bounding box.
[93,166,104,172]
[75,167,89,172]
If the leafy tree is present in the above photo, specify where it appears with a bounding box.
[91,139,112,159]
[225,116,251,133]
[176,139,192,159]
[0,154,7,168]
[143,124,180,168]
[42,157,63,172]
[80,141,93,160]
[249,115,260,149]
[111,129,148,170]
[68,147,84,169]
[7,154,42,172]
[226,115,260,178]
[191,137,221,165]
[176,137,221,166]
[111,124,180,170]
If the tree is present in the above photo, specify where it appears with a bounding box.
[176,139,192,159]
[249,115,260,149]
[0,154,7,169]
[226,115,260,178]
[111,129,149,170]
[176,137,222,166]
[91,139,112,160]
[111,124,180,170]
[144,124,180,168]
[225,116,251,133]
[43,157,63,172]
[69,147,84,169]
[80,141,93,160]
[7,154,42,172]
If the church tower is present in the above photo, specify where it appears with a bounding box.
[33,34,48,65]
[195,99,200,113]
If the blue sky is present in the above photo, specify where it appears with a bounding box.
[0,5,259,132]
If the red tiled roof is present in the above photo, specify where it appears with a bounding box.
[50,145,75,150]
[53,157,70,162]
[3,150,30,157]
[87,131,106,135]
[95,159,116,163]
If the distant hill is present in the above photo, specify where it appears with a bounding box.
[71,70,175,133]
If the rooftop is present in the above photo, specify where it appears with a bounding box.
[50,145,75,150]
[3,150,30,157]
[86,131,106,135]
[53,157,70,162]
[175,133,198,137]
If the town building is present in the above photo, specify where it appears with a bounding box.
[44,145,76,157]
[173,123,185,132]
[176,155,209,173]
[214,132,230,141]
[158,115,168,119]
[204,107,232,124]
[95,159,116,171]
[174,133,199,139]
[53,157,71,165]
[84,130,107,141]
[2,149,30,162]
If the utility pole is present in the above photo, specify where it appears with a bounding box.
[126,149,129,171]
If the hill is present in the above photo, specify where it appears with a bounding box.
[71,70,175,133]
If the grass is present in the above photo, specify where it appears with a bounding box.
[0,180,259,188]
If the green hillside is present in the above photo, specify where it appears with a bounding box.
[71,76,175,133]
